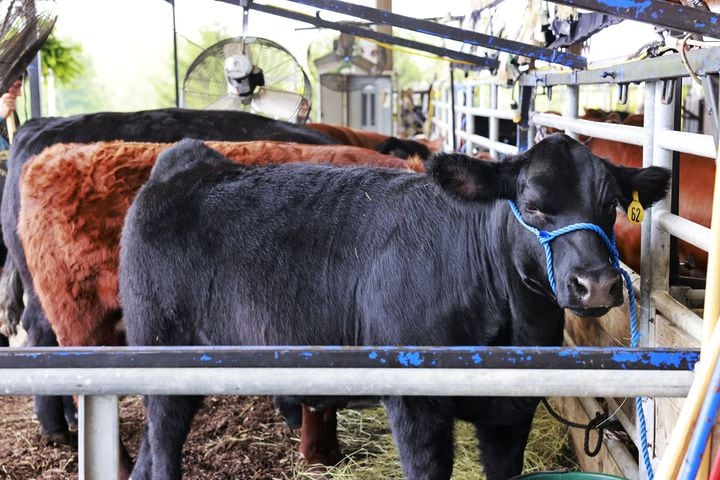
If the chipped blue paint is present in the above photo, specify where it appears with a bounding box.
[301,352,313,359]
[558,350,578,357]
[199,354,212,362]
[598,0,652,16]
[472,353,482,365]
[368,351,378,360]
[397,351,423,367]
[697,23,706,28]
[651,11,658,18]
[712,17,718,24]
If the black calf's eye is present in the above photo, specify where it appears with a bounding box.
[605,200,618,216]
[525,203,540,214]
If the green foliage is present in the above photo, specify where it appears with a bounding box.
[49,49,108,116]
[40,33,84,87]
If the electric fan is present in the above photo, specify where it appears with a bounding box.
[182,36,312,124]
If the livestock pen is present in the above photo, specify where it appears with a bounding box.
[431,43,720,478]
[1,1,718,479]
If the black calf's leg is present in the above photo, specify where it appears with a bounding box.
[0,333,8,347]
[384,396,454,480]
[143,394,203,480]
[23,298,71,442]
[475,422,533,480]
[131,423,152,480]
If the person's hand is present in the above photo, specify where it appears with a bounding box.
[0,92,17,121]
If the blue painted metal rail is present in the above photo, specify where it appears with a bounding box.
[547,0,720,39]
[231,2,499,68]
[281,0,587,69]
[0,346,699,370]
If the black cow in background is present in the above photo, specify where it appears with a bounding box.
[119,135,670,480]
[0,108,338,447]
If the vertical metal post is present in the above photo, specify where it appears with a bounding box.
[669,80,682,285]
[489,84,499,158]
[171,0,180,107]
[79,395,119,480]
[527,86,537,149]
[28,55,41,118]
[639,80,675,479]
[639,81,657,480]
[564,85,579,140]
[449,65,457,151]
[465,85,475,155]
[516,86,533,152]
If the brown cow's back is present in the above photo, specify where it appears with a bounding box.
[19,140,423,347]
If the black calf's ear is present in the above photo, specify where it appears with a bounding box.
[606,161,672,209]
[150,138,233,183]
[427,153,521,201]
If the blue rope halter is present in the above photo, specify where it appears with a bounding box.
[507,200,654,479]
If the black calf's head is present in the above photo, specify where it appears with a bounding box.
[429,133,670,316]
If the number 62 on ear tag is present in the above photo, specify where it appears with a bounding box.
[627,191,644,224]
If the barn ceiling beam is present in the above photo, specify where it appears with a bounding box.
[519,46,720,86]
[238,2,499,68]
[281,0,588,69]
[545,0,720,39]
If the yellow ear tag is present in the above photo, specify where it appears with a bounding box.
[627,191,644,224]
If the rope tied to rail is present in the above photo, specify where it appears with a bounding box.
[540,398,622,458]
[508,200,654,479]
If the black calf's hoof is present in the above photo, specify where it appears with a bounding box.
[44,430,77,447]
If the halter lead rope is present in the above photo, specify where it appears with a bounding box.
[507,200,653,480]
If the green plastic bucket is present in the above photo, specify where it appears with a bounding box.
[509,471,627,480]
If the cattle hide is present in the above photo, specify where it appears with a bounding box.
[120,135,670,480]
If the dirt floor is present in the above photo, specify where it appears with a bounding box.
[0,393,574,480]
[0,395,305,480]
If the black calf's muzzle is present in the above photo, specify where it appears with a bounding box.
[565,266,623,315]
[507,200,626,314]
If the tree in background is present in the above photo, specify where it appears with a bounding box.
[40,32,84,115]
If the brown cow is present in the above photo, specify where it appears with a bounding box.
[306,122,438,159]
[18,140,424,473]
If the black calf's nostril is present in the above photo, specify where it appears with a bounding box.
[571,277,588,297]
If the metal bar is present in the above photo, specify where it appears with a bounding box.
[655,129,716,159]
[0,346,698,370]
[701,74,718,149]
[28,55,41,118]
[454,105,515,121]
[533,112,716,158]
[545,0,720,39]
[0,368,694,397]
[655,209,710,253]
[605,396,640,455]
[247,3,498,68]
[465,85,475,154]
[171,0,180,108]
[450,65,457,151]
[640,82,661,480]
[455,131,520,156]
[519,47,720,87]
[283,0,587,69]
[564,85,579,140]
[531,112,645,145]
[652,291,704,343]
[489,84,499,158]
[579,397,640,480]
[79,395,119,480]
[517,86,533,152]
